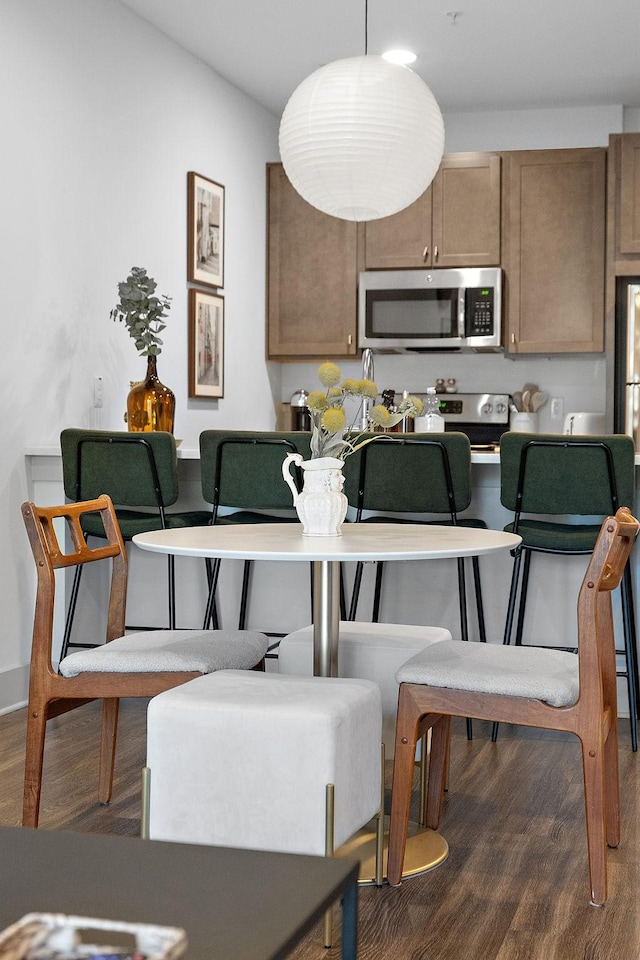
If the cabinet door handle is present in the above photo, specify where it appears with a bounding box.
[423,246,429,261]
[347,334,353,347]
[434,245,438,261]
[511,333,516,344]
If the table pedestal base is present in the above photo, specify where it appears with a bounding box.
[336,815,448,885]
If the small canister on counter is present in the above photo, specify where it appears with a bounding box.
[289,389,311,431]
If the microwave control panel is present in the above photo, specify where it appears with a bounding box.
[464,287,495,337]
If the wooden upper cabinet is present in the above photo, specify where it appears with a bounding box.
[502,148,606,354]
[432,153,501,266]
[609,133,640,274]
[364,187,432,268]
[267,163,359,360]
[364,152,501,269]
[619,135,640,254]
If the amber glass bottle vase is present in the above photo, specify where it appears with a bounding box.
[127,355,175,433]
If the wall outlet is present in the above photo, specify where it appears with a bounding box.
[93,375,104,408]
[550,397,563,420]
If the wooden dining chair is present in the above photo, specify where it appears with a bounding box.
[21,495,268,828]
[386,507,639,906]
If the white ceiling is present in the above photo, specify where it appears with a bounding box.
[118,0,640,118]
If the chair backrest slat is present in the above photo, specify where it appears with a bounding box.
[60,429,179,508]
[342,432,472,517]
[22,495,129,665]
[199,431,312,511]
[500,432,636,516]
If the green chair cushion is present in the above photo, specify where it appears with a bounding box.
[504,518,600,553]
[216,511,298,525]
[82,509,212,541]
[361,515,487,530]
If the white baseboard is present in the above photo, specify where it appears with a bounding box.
[0,664,29,715]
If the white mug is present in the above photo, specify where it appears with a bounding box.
[510,411,538,433]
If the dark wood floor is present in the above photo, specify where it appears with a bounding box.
[1,701,638,959]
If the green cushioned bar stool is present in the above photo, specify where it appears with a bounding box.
[344,433,487,645]
[497,431,639,750]
[60,429,212,659]
[198,431,313,641]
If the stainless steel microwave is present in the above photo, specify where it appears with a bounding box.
[358,267,503,352]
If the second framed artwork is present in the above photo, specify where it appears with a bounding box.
[187,171,225,288]
[188,289,224,399]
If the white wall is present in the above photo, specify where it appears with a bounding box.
[444,104,623,152]
[0,0,279,711]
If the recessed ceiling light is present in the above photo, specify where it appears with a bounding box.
[382,49,417,66]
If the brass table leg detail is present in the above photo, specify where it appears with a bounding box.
[336,816,448,886]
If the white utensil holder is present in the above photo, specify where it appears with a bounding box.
[510,411,538,433]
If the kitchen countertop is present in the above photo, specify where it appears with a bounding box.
[25,446,640,467]
[24,444,504,464]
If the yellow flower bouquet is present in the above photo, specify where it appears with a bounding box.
[307,362,424,460]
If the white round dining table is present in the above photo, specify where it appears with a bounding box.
[133,522,521,677]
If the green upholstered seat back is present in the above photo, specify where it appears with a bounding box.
[199,430,312,510]
[499,432,636,515]
[341,432,472,515]
[60,428,179,507]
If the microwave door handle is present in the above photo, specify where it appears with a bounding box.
[458,290,466,339]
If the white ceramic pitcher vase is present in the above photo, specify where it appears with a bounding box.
[282,452,348,537]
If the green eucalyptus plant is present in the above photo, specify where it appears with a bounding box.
[110,266,171,357]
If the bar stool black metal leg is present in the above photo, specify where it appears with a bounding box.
[167,555,176,629]
[471,556,487,642]
[209,559,220,630]
[621,565,640,711]
[60,563,84,662]
[456,558,469,644]
[492,549,524,742]
[514,550,532,645]
[238,559,252,630]
[348,562,364,621]
[339,566,347,621]
[502,550,523,648]
[203,558,222,630]
[455,557,473,740]
[620,565,639,751]
[372,561,385,622]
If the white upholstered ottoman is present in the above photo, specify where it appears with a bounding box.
[146,669,382,857]
[277,621,452,754]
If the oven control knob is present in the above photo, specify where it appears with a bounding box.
[481,403,493,416]
[495,401,507,415]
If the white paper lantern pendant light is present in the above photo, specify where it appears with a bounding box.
[279,6,445,222]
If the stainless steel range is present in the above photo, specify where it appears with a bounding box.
[414,392,510,448]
